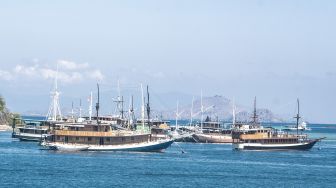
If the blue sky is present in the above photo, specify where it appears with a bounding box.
[0,0,335,123]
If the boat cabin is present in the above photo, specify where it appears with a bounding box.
[232,126,306,144]
[50,123,152,146]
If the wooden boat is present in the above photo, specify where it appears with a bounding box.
[41,122,173,152]
[193,132,232,143]
[192,116,232,143]
[41,84,173,152]
[232,126,322,150]
[232,98,324,151]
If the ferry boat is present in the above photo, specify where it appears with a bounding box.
[232,98,323,150]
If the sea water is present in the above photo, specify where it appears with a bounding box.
[0,123,335,187]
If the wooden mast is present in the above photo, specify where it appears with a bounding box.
[201,91,204,131]
[190,96,194,127]
[128,95,135,129]
[141,84,145,132]
[146,85,151,129]
[252,96,258,125]
[294,98,301,135]
[96,83,100,126]
[232,99,236,127]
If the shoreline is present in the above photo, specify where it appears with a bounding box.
[0,124,11,131]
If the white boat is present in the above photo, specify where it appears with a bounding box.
[283,122,311,131]
[13,126,52,141]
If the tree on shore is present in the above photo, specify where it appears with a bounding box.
[0,95,5,112]
[0,95,11,124]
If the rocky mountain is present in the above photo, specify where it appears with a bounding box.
[159,95,284,123]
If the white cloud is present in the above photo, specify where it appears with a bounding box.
[39,68,83,83]
[87,70,104,81]
[58,60,89,70]
[14,64,39,77]
[0,70,13,81]
[152,71,165,79]
[0,59,104,84]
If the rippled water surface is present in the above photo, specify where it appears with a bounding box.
[1,124,336,187]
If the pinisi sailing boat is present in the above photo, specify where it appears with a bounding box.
[41,84,174,152]
[232,98,324,150]
[192,93,232,143]
[13,67,62,141]
[192,116,232,143]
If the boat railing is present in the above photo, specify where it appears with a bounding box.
[54,130,149,137]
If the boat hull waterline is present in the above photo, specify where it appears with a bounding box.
[192,133,232,143]
[42,139,174,152]
[233,139,319,150]
[13,133,51,142]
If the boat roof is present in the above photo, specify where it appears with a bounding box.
[56,122,110,127]
[19,127,48,130]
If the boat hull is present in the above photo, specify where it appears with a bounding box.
[13,133,51,142]
[175,136,195,143]
[88,139,174,152]
[283,128,311,131]
[233,140,318,150]
[51,144,89,151]
[170,132,194,142]
[43,139,174,152]
[192,133,232,143]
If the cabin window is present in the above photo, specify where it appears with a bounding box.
[106,138,110,142]
[56,136,60,141]
[76,137,79,141]
[88,137,92,141]
[131,137,134,141]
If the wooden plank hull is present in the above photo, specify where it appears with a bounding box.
[43,139,174,152]
[192,133,232,143]
[233,139,318,150]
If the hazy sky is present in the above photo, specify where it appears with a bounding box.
[0,0,335,123]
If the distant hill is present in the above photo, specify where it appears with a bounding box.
[160,95,284,123]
